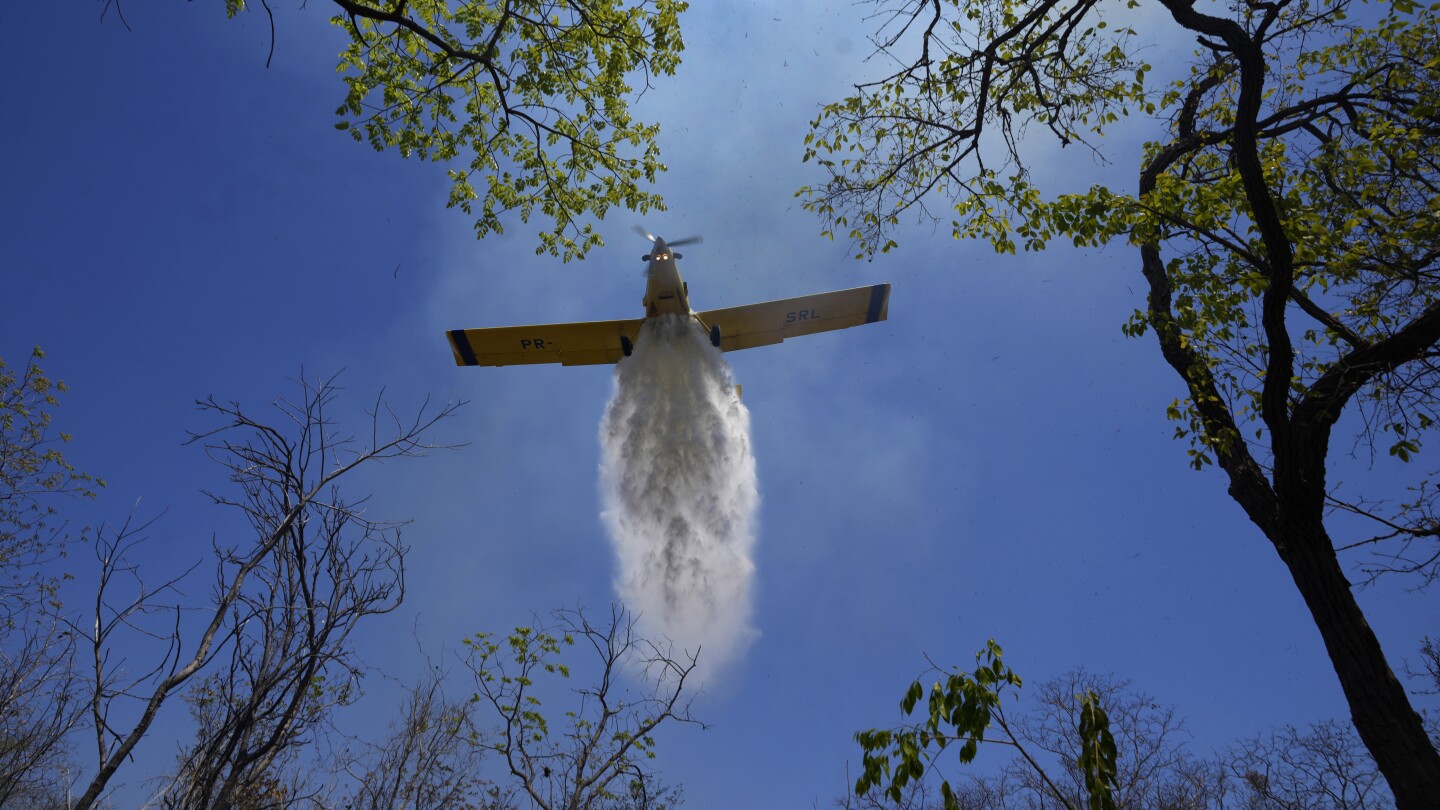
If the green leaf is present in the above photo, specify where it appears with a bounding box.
[1078,692,1118,810]
[235,0,692,261]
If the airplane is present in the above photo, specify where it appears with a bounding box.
[445,227,891,368]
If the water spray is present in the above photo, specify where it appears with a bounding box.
[599,314,759,680]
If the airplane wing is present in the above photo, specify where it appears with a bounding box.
[696,283,891,352]
[447,318,643,367]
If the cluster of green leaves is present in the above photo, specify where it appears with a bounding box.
[1119,2,1440,469]
[227,0,688,261]
[803,0,1440,474]
[853,641,1117,810]
[0,348,102,622]
[464,625,574,747]
[799,0,1150,258]
[1076,693,1116,810]
[332,0,687,261]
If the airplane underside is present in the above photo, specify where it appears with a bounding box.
[447,283,890,368]
[447,229,889,368]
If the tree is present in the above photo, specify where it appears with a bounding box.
[852,643,1124,810]
[342,671,495,810]
[801,0,1440,802]
[849,663,1396,809]
[0,348,100,806]
[0,623,78,809]
[65,374,459,810]
[980,671,1224,809]
[158,394,412,810]
[1228,720,1390,809]
[164,0,688,261]
[1,347,102,625]
[463,605,699,810]
[835,776,946,810]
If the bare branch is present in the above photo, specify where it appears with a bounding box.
[465,604,702,810]
[69,374,461,810]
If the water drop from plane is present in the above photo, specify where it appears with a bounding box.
[599,314,759,682]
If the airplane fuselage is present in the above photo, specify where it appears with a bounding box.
[642,237,691,317]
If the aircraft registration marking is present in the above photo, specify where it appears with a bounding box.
[521,338,549,350]
[785,308,821,324]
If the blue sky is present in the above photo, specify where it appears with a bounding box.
[3,2,1435,806]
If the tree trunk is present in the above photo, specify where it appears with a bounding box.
[1276,519,1440,808]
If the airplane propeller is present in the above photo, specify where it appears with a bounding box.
[634,224,703,260]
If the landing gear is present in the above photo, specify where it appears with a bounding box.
[620,336,634,357]
[709,324,721,348]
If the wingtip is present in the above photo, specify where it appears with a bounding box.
[865,284,890,323]
[447,329,479,366]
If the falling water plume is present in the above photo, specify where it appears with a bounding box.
[599,314,759,681]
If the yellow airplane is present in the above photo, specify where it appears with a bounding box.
[446,228,891,367]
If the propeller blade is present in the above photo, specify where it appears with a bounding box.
[632,224,657,242]
[667,235,703,247]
